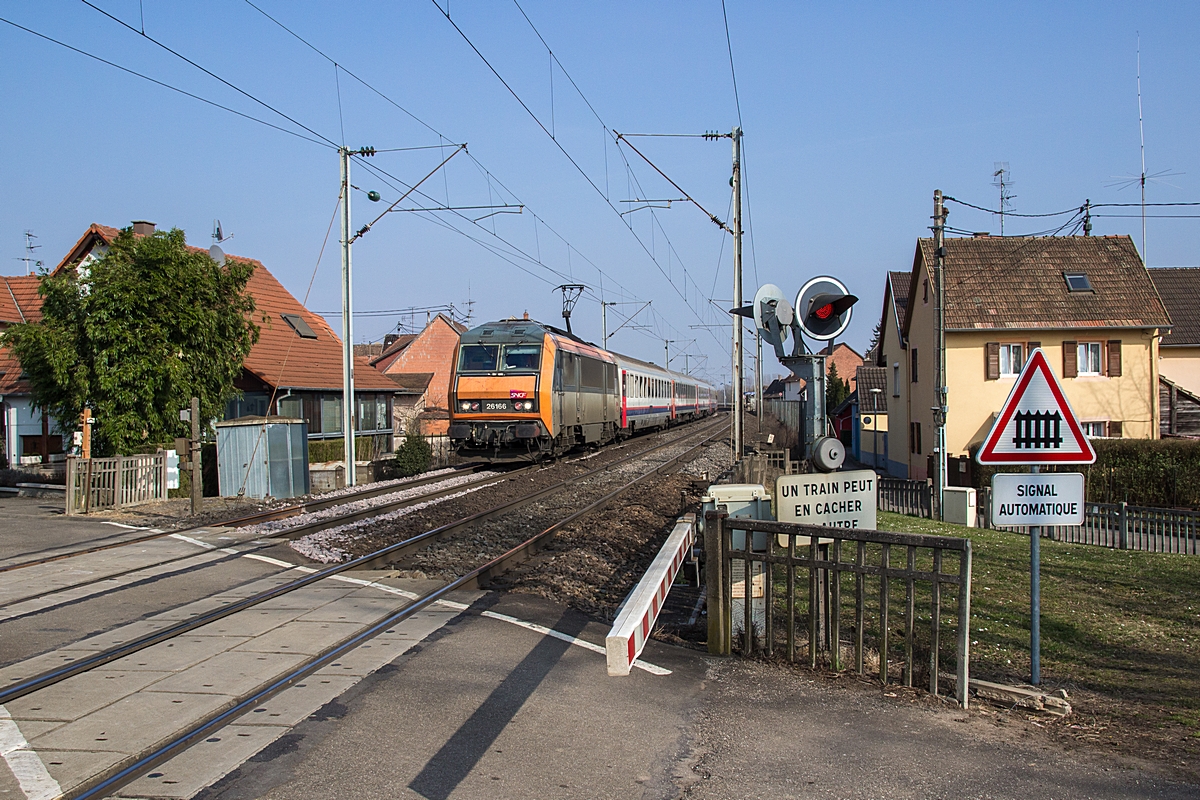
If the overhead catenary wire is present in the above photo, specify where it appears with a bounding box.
[242,0,700,348]
[0,16,333,149]
[445,0,727,344]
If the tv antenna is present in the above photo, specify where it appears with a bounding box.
[555,284,585,335]
[992,163,1015,235]
[1107,35,1183,264]
[17,230,42,275]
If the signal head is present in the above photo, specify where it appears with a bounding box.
[795,276,858,341]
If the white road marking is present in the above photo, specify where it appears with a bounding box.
[100,521,149,530]
[0,706,61,800]
[178,540,672,675]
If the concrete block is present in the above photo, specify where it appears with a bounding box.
[5,670,172,722]
[147,650,307,696]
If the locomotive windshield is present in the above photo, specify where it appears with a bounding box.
[458,344,499,372]
[501,344,541,372]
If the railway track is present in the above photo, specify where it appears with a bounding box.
[0,416,725,799]
[0,463,492,574]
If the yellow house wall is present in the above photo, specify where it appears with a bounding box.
[1160,347,1200,396]
[860,412,888,462]
[944,329,1159,457]
[904,265,939,480]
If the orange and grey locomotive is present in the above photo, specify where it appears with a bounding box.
[448,318,715,462]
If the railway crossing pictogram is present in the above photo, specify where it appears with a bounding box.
[976,347,1096,465]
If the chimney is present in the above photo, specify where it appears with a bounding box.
[131,220,156,237]
[383,333,399,349]
[523,311,529,320]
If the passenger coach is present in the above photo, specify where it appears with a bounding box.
[448,318,715,461]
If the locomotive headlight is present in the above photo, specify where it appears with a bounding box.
[460,401,471,411]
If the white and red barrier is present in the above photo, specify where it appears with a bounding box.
[606,514,695,676]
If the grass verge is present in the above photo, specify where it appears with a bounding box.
[878,511,1200,776]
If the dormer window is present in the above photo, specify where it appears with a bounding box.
[281,313,318,339]
[1064,272,1093,292]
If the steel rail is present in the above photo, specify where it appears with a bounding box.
[65,421,728,800]
[0,464,491,574]
[0,417,724,706]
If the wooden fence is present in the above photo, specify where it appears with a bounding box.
[66,454,168,515]
[704,511,972,708]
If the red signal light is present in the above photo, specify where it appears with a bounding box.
[814,303,834,320]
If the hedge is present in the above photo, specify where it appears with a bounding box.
[970,438,1200,509]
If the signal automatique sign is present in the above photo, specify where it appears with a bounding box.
[976,347,1097,465]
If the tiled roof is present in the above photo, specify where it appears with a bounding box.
[239,264,400,392]
[386,372,434,392]
[889,271,910,313]
[913,235,1171,332]
[369,333,417,367]
[46,223,402,394]
[0,276,43,324]
[1148,267,1200,346]
[856,366,888,413]
[0,341,26,394]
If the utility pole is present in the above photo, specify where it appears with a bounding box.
[190,396,201,515]
[664,339,676,368]
[933,190,947,521]
[731,127,744,462]
[756,336,763,433]
[601,302,611,346]
[340,147,357,486]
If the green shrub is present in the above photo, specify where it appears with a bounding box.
[387,432,432,479]
[970,438,1200,509]
[307,436,377,464]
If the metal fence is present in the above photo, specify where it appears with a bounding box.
[66,454,168,515]
[704,511,972,707]
[762,399,802,450]
[978,486,1199,554]
[878,477,933,518]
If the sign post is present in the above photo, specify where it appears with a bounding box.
[977,348,1096,685]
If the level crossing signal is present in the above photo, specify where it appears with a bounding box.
[795,276,857,341]
[976,348,1096,465]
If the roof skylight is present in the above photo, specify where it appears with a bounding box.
[1064,272,1093,293]
[281,313,318,339]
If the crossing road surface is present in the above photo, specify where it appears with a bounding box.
[175,593,1194,800]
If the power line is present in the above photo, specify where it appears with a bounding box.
[242,0,700,346]
[79,0,339,149]
[943,196,1080,218]
[0,16,333,149]
[444,0,726,342]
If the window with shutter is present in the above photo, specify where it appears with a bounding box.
[985,342,1000,380]
[1107,340,1122,377]
[1027,341,1040,351]
[1109,420,1123,438]
[911,349,919,383]
[1062,341,1078,378]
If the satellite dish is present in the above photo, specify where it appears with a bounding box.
[209,244,226,267]
[795,276,857,341]
[752,284,792,349]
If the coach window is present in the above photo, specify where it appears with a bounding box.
[501,344,541,372]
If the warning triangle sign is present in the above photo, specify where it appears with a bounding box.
[976,347,1097,465]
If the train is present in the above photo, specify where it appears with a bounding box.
[448,317,717,461]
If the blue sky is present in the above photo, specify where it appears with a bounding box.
[3,1,1198,384]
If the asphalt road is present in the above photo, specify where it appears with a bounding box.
[190,593,1196,800]
[0,495,135,564]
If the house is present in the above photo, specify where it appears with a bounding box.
[825,342,864,393]
[854,365,889,470]
[0,274,55,467]
[19,222,407,458]
[369,314,467,436]
[876,234,1170,480]
[1148,268,1200,396]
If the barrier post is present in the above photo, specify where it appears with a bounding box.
[705,510,729,656]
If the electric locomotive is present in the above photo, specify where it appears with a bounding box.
[448,317,715,461]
